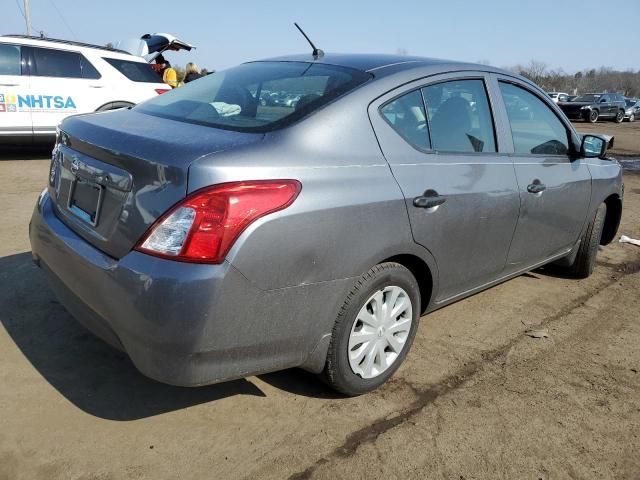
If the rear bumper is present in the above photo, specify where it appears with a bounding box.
[29,192,344,386]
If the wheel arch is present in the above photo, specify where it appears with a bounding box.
[95,101,135,112]
[601,194,623,245]
[381,253,434,314]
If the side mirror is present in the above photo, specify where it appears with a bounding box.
[599,98,607,103]
[580,134,609,159]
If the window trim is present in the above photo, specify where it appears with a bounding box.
[497,79,573,158]
[377,75,499,155]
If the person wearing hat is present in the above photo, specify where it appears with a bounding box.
[155,54,178,88]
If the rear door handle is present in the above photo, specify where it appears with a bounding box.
[413,189,446,209]
[527,180,546,194]
[89,85,104,88]
[0,83,18,87]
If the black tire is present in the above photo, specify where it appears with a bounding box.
[613,109,625,123]
[567,203,607,278]
[323,262,420,396]
[586,109,599,123]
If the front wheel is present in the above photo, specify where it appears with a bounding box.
[614,109,625,123]
[323,262,420,396]
[628,113,635,123]
[567,203,607,278]
[586,109,599,123]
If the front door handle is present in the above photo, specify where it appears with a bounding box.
[89,84,104,88]
[414,189,446,209]
[0,83,18,87]
[527,180,546,194]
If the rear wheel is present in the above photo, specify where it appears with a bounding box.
[567,203,607,278]
[587,109,599,123]
[323,262,420,396]
[614,109,625,123]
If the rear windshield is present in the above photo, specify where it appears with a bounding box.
[103,57,161,83]
[135,61,371,132]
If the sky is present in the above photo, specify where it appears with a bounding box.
[4,0,640,73]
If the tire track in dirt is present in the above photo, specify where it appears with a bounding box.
[287,260,640,480]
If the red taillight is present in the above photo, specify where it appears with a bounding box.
[155,88,170,95]
[135,180,302,263]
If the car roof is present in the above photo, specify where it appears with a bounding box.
[1,35,132,56]
[259,52,502,76]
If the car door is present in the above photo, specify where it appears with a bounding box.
[0,42,32,139]
[369,73,521,302]
[599,94,613,117]
[492,76,591,272]
[25,46,106,136]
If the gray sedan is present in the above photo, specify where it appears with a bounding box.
[30,53,623,395]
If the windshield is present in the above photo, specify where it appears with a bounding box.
[573,94,600,102]
[626,99,637,107]
[136,61,371,132]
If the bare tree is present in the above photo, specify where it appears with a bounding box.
[505,62,640,97]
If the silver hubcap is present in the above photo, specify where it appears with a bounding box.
[348,286,413,379]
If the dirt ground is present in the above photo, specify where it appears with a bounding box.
[572,119,640,157]
[1,151,639,480]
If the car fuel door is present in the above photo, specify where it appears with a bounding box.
[369,73,521,303]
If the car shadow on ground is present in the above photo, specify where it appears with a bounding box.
[0,145,54,161]
[258,369,342,400]
[0,252,268,421]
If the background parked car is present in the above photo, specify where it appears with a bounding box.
[625,98,640,122]
[0,35,169,144]
[547,91,569,103]
[558,93,627,123]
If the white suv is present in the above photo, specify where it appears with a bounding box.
[0,35,170,144]
[547,92,570,104]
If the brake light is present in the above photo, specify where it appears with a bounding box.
[135,180,302,263]
[155,88,170,95]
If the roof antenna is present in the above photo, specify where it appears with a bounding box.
[294,23,324,59]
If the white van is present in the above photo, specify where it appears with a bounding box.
[0,35,174,144]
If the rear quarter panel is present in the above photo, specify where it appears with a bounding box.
[188,89,436,292]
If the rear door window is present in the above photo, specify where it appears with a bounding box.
[80,56,101,79]
[0,44,21,76]
[499,82,569,156]
[380,90,430,150]
[103,57,161,83]
[31,47,83,78]
[422,79,496,153]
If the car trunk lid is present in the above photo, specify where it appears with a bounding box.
[116,33,195,63]
[50,108,263,259]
